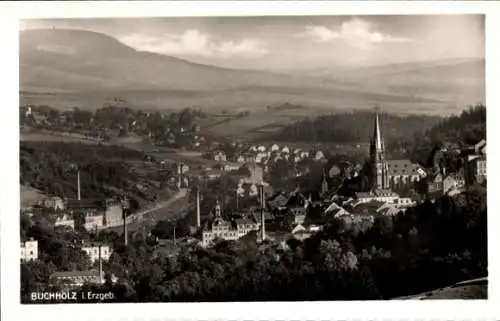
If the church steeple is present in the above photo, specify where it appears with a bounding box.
[372,111,383,152]
[369,109,389,190]
[321,168,329,196]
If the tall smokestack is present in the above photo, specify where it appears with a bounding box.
[77,170,81,201]
[260,184,265,242]
[98,244,103,282]
[196,187,201,228]
[123,212,128,246]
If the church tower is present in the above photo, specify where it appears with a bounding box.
[370,111,390,190]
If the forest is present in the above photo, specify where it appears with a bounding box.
[267,109,442,144]
[20,141,174,210]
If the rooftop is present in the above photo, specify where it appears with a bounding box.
[387,159,422,176]
[50,270,101,279]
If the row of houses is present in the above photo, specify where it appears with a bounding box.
[21,239,111,265]
[209,145,326,165]
[426,139,486,197]
[54,198,125,231]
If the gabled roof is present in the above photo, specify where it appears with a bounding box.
[50,270,101,279]
[324,201,343,213]
[350,201,385,215]
[291,224,307,234]
[235,217,257,226]
[266,231,291,243]
[289,206,307,215]
[252,211,273,222]
[66,199,105,210]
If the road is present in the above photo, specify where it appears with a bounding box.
[126,188,187,223]
[105,188,190,233]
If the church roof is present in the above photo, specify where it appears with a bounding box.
[387,159,422,176]
[235,217,256,226]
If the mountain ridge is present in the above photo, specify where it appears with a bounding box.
[20,29,484,113]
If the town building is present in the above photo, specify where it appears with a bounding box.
[289,206,307,225]
[54,213,75,230]
[427,171,466,197]
[65,198,124,231]
[387,160,427,188]
[81,243,112,264]
[324,202,351,218]
[291,224,312,241]
[214,151,227,162]
[464,139,486,185]
[43,196,65,211]
[48,270,117,289]
[354,190,414,207]
[314,150,325,160]
[21,238,38,262]
[201,201,261,247]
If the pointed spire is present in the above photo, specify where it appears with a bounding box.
[373,108,383,151]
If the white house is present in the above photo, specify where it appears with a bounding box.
[54,214,75,230]
[314,150,325,160]
[81,243,112,264]
[21,238,38,262]
[255,152,268,163]
[214,151,227,162]
[271,144,280,152]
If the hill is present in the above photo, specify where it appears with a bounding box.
[275,58,485,108]
[20,29,450,113]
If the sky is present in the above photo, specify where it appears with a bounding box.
[21,15,485,70]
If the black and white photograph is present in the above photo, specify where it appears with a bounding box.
[1,1,498,320]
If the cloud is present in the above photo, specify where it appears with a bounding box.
[119,30,268,58]
[297,18,414,50]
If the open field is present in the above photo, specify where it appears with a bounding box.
[20,131,97,144]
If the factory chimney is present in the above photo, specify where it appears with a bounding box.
[122,210,128,246]
[77,170,81,201]
[259,184,266,242]
[196,187,201,228]
[98,243,103,283]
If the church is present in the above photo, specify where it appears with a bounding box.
[368,111,426,191]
